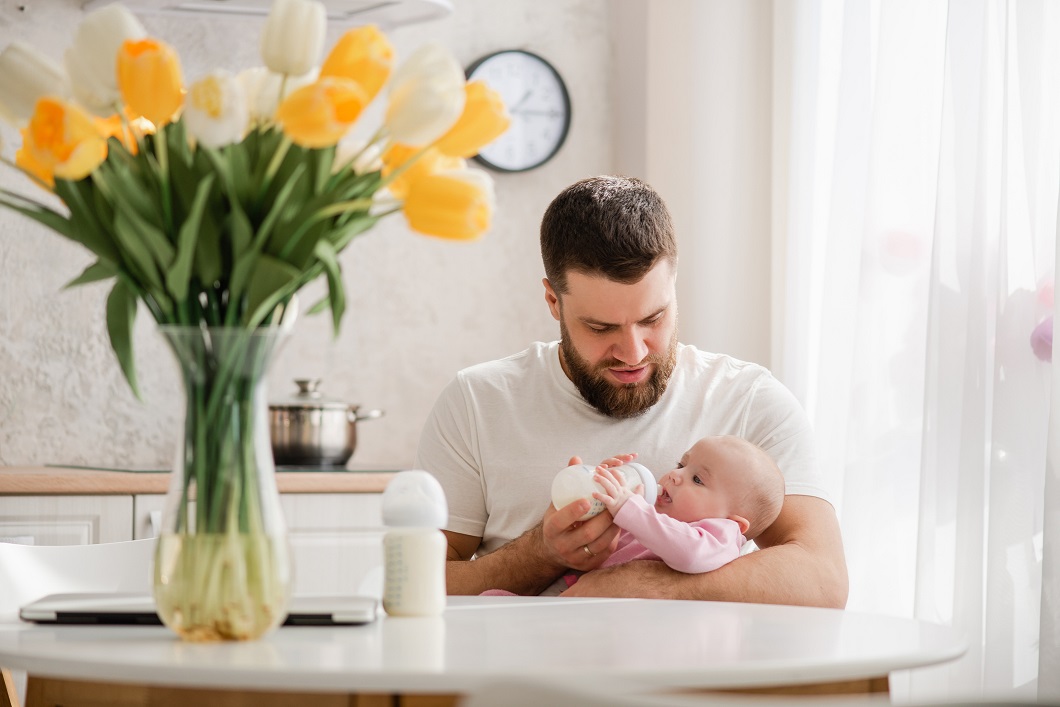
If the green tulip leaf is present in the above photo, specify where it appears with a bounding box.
[193,217,223,287]
[95,160,158,227]
[244,254,302,327]
[227,190,254,260]
[113,209,166,293]
[256,163,307,254]
[201,146,235,200]
[52,179,120,262]
[306,292,330,315]
[0,190,79,242]
[112,201,176,290]
[311,145,336,193]
[167,174,216,303]
[105,279,141,400]
[331,214,381,251]
[313,239,345,335]
[64,259,118,289]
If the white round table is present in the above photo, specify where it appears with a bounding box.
[0,596,966,705]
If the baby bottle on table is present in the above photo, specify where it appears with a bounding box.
[381,470,448,617]
[551,461,657,521]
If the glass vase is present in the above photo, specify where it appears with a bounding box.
[153,325,291,642]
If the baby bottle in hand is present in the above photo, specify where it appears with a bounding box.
[551,462,658,521]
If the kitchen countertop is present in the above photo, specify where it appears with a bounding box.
[0,466,396,495]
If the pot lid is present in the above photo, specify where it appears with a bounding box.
[270,379,351,410]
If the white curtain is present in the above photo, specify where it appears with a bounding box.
[775,0,1059,702]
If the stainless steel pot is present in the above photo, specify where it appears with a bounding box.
[269,379,384,467]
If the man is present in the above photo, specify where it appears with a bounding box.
[416,176,848,607]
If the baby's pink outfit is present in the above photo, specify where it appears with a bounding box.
[480,495,745,597]
[601,494,745,573]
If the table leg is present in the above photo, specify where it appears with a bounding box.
[1,668,18,707]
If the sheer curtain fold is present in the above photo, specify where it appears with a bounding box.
[776,0,1058,701]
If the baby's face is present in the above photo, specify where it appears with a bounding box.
[654,438,747,524]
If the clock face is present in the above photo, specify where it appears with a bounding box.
[466,50,571,173]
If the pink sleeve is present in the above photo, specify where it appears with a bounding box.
[612,495,744,573]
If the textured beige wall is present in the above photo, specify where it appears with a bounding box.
[0,0,614,470]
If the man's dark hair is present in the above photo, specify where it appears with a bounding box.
[540,175,677,295]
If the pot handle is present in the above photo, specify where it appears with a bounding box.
[349,408,384,423]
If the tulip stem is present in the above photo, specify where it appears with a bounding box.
[316,197,376,219]
[344,127,387,171]
[114,102,138,154]
[277,75,289,114]
[155,124,174,234]
[373,205,402,219]
[263,135,292,189]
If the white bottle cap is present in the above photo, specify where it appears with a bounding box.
[382,470,449,528]
[625,462,658,505]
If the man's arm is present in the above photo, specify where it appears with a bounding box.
[444,498,623,596]
[561,495,848,608]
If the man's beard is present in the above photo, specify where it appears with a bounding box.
[559,320,678,419]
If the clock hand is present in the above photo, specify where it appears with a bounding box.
[510,90,533,112]
[512,108,564,117]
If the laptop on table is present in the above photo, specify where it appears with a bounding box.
[19,593,379,626]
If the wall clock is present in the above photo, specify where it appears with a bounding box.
[465,49,571,173]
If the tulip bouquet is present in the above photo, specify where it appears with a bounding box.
[0,0,508,393]
[0,0,509,641]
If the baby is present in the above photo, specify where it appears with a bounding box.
[571,435,785,582]
[481,435,784,597]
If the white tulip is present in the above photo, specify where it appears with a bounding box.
[260,0,326,78]
[385,43,466,147]
[183,71,248,149]
[237,66,318,125]
[64,4,146,116]
[0,42,70,125]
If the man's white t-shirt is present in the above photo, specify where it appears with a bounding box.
[416,341,829,556]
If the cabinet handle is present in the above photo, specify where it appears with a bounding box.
[149,511,162,538]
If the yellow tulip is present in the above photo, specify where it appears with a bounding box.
[434,81,511,159]
[14,142,53,187]
[276,77,368,148]
[382,144,464,200]
[403,169,494,241]
[117,38,184,127]
[18,97,108,186]
[320,25,393,105]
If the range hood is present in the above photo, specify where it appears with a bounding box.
[81,0,453,27]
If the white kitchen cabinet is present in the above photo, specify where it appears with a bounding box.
[0,495,132,545]
[134,492,384,598]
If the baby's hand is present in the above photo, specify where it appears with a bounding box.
[596,452,637,470]
[592,465,643,515]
